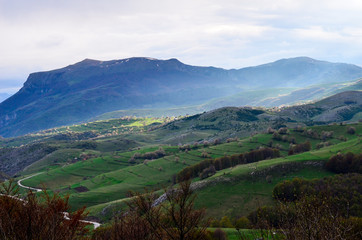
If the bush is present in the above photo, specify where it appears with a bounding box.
[93,181,208,240]
[303,129,319,139]
[235,217,251,229]
[273,178,309,202]
[129,148,166,162]
[266,127,275,134]
[272,132,281,140]
[278,127,289,135]
[219,216,233,228]
[325,152,362,174]
[288,141,311,155]
[201,151,210,158]
[0,180,89,240]
[199,165,216,179]
[347,126,356,134]
[247,206,281,228]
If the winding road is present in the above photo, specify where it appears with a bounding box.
[17,173,43,192]
[14,173,101,229]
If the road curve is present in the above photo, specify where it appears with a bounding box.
[17,173,43,192]
[15,173,101,229]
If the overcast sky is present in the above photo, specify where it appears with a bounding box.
[1,0,362,94]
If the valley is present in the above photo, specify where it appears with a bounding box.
[0,58,361,239]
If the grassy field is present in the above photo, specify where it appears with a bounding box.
[16,122,361,222]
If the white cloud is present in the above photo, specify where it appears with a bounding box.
[0,0,362,93]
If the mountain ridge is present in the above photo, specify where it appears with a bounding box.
[1,57,362,137]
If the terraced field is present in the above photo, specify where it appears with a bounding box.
[18,123,361,221]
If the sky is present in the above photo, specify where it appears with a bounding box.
[1,0,362,94]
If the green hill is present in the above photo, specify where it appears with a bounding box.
[17,122,361,222]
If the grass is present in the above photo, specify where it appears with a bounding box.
[207,228,278,240]
[194,165,334,219]
[15,122,362,222]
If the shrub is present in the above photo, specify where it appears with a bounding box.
[278,127,288,135]
[321,131,334,140]
[325,152,362,174]
[339,135,348,141]
[130,148,166,162]
[93,181,208,240]
[288,141,311,155]
[199,165,216,179]
[201,151,210,158]
[213,138,222,146]
[272,132,281,140]
[273,178,309,202]
[266,127,275,134]
[316,142,325,150]
[0,180,89,240]
[226,137,238,143]
[179,144,191,151]
[210,219,220,228]
[219,216,233,228]
[303,129,319,139]
[347,126,356,134]
[235,217,251,229]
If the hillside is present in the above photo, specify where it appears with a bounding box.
[0,90,360,228]
[279,90,362,122]
[1,57,362,137]
[17,122,362,222]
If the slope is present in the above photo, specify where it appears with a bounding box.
[1,57,362,137]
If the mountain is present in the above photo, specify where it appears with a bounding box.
[1,57,362,137]
[235,57,362,88]
[204,78,362,109]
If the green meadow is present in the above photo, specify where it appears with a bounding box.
[18,122,361,222]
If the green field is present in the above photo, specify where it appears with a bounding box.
[16,122,361,222]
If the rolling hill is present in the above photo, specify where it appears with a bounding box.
[1,91,360,177]
[0,89,360,229]
[1,57,362,137]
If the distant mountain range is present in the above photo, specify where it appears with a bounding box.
[1,57,362,137]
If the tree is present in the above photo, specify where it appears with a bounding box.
[0,180,89,240]
[161,181,208,239]
[94,181,208,240]
[347,126,356,134]
[278,195,361,240]
[219,216,233,228]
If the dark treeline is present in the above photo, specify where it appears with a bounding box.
[178,147,280,182]
[272,173,362,217]
[325,152,362,174]
[249,173,362,239]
